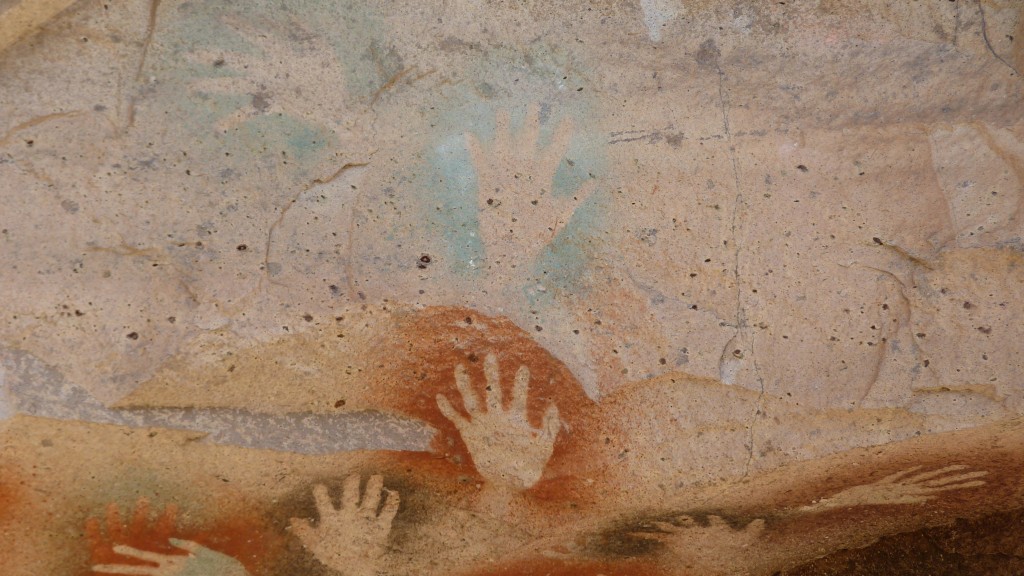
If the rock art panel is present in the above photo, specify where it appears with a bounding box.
[1,0,1023,575]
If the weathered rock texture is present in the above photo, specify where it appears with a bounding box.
[0,1,1022,574]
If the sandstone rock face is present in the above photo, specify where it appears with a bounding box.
[0,1,1022,574]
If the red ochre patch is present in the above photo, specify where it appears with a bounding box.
[370,306,597,489]
[0,468,25,531]
[83,498,285,575]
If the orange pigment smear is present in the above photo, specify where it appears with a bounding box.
[83,498,285,575]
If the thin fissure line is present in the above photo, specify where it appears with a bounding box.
[977,0,1020,77]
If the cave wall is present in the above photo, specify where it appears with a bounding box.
[1,1,1022,574]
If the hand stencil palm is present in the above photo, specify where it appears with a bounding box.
[436,353,561,490]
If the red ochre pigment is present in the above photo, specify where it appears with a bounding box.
[370,306,597,490]
[83,499,286,575]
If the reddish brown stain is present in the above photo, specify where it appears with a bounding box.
[186,513,288,574]
[365,308,735,513]
[0,469,27,567]
[697,421,1024,574]
[0,472,23,526]
[369,306,597,490]
[783,506,1024,575]
[85,500,180,567]
[459,557,668,576]
[83,498,286,575]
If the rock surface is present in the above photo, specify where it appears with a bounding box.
[0,1,1022,574]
